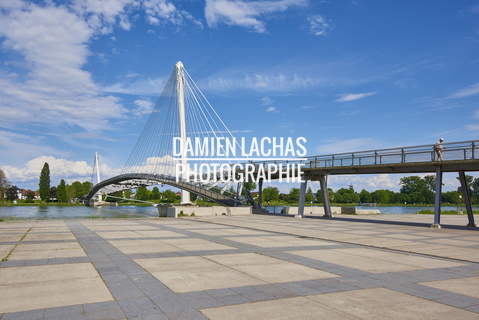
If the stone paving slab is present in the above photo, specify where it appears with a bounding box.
[0,214,478,319]
[136,256,267,293]
[200,296,358,319]
[0,263,114,314]
[307,287,478,319]
[420,276,479,299]
[8,242,86,260]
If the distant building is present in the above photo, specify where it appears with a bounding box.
[20,189,40,200]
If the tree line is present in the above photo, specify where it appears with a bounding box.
[1,163,93,203]
[261,175,478,205]
[1,164,478,205]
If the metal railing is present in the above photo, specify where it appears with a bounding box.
[305,140,478,169]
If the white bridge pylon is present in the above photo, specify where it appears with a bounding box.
[88,61,250,205]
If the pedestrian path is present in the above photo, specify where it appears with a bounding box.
[0,214,478,319]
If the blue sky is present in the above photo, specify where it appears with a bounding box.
[1,0,478,193]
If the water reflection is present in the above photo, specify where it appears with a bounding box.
[0,205,159,220]
[0,204,469,220]
[263,205,464,214]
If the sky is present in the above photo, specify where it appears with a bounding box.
[1,0,479,194]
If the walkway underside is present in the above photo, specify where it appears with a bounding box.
[303,159,479,178]
[84,173,240,207]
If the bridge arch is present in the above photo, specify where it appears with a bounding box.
[84,173,240,207]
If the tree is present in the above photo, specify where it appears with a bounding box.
[399,176,425,195]
[392,192,410,204]
[305,187,315,203]
[135,187,150,201]
[423,175,436,191]
[150,187,161,200]
[372,189,392,204]
[333,193,344,203]
[82,181,93,196]
[263,186,279,203]
[288,188,300,203]
[359,189,372,203]
[472,178,479,204]
[335,186,359,204]
[25,190,35,203]
[399,175,435,204]
[66,185,75,202]
[443,191,462,204]
[5,185,19,202]
[71,181,84,199]
[57,180,68,203]
[242,181,257,195]
[0,169,10,202]
[163,189,177,202]
[49,186,57,201]
[39,162,51,202]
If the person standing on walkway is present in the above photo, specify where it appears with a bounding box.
[435,138,444,160]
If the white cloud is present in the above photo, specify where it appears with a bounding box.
[71,0,138,34]
[205,0,308,33]
[133,99,154,116]
[143,0,176,23]
[0,130,62,165]
[335,91,378,102]
[325,174,399,192]
[0,3,128,132]
[103,76,168,95]
[465,124,479,131]
[307,14,330,36]
[447,82,479,99]
[366,174,396,189]
[261,96,274,105]
[3,155,121,187]
[315,138,384,154]
[266,106,277,112]
[143,0,202,27]
[202,72,325,92]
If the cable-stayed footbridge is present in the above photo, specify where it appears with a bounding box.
[86,62,249,207]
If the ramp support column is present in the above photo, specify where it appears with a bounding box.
[431,167,443,228]
[319,175,332,218]
[458,171,478,227]
[258,178,263,208]
[296,178,307,218]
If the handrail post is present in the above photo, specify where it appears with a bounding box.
[374,151,377,165]
[473,142,476,159]
[401,148,405,163]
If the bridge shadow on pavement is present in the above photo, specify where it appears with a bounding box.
[254,212,478,230]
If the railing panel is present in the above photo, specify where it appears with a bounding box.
[303,140,479,169]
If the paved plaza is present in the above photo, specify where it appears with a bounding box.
[1,213,479,319]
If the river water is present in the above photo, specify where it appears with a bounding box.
[0,205,159,220]
[0,204,469,220]
[264,205,466,214]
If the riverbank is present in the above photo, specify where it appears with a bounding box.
[1,204,477,221]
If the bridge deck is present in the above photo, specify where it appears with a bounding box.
[304,159,479,177]
[248,140,479,178]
